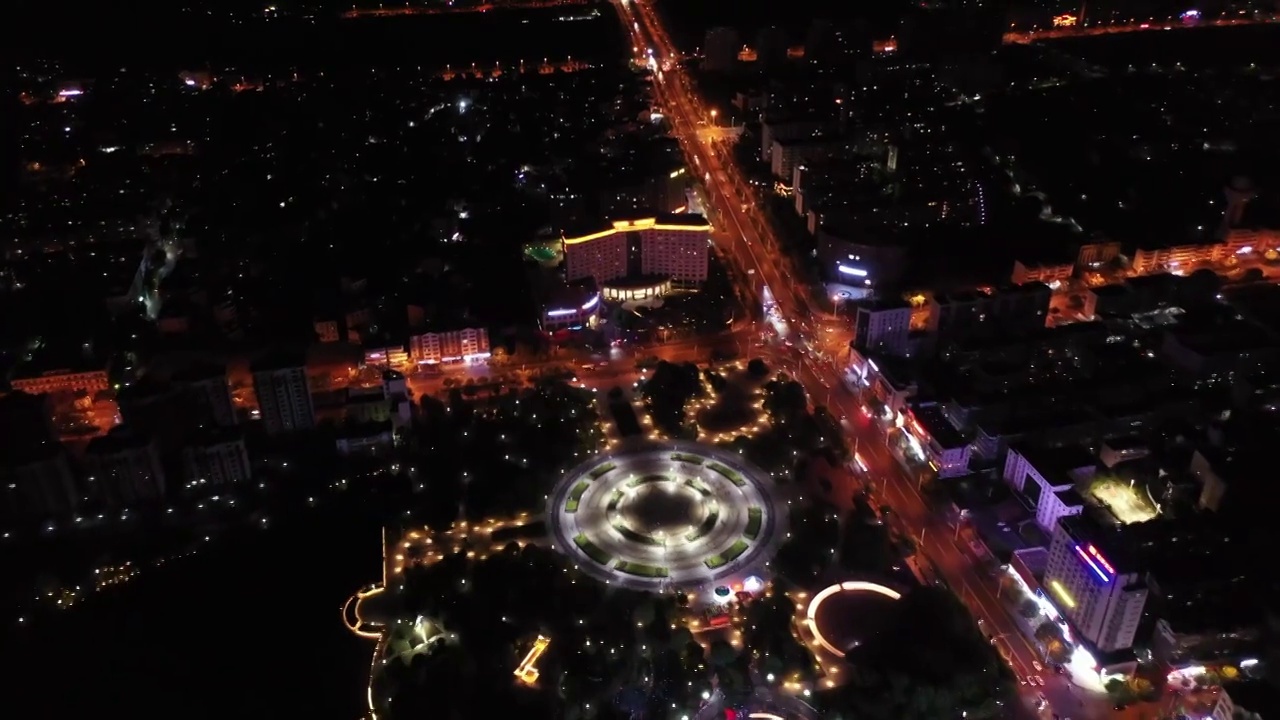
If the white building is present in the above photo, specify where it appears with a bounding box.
[408,327,489,366]
[181,429,251,495]
[853,300,912,357]
[251,355,315,435]
[1042,516,1148,652]
[1002,445,1095,533]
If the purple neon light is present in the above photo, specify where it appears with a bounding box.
[581,294,600,311]
[547,308,575,317]
[1073,544,1111,583]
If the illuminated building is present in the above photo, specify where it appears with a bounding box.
[1011,259,1074,286]
[1002,445,1094,533]
[10,365,109,396]
[1042,516,1147,652]
[408,328,490,366]
[251,353,315,435]
[562,215,711,290]
[815,226,907,293]
[852,299,912,358]
[901,402,970,477]
[540,283,602,333]
[1130,241,1227,276]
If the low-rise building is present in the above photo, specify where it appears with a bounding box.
[903,403,971,477]
[408,327,490,366]
[540,283,602,333]
[853,299,912,358]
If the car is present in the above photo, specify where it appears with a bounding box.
[1033,661,1044,672]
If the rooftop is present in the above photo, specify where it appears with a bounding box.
[909,402,967,450]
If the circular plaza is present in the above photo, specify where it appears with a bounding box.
[549,441,787,593]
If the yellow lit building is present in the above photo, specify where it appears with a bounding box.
[562,215,712,290]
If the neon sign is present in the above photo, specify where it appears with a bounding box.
[1073,544,1112,583]
[1087,544,1116,575]
[547,308,576,317]
[837,264,868,277]
[1053,14,1078,27]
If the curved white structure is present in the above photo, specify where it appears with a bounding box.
[548,440,787,592]
[805,581,902,658]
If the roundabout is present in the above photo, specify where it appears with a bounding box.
[549,441,787,592]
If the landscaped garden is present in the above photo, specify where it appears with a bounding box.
[744,507,763,539]
[573,533,612,565]
[706,463,746,487]
[614,561,669,577]
[705,539,750,569]
[565,481,591,513]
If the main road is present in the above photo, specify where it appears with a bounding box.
[609,1,1105,717]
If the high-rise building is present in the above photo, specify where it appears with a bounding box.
[562,215,711,289]
[181,427,252,495]
[702,27,740,73]
[251,352,315,435]
[173,363,237,427]
[1042,515,1147,652]
[0,392,79,521]
[84,429,166,507]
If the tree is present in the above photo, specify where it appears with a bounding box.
[708,639,738,667]
[1018,598,1041,620]
[836,587,1016,720]
[747,358,769,378]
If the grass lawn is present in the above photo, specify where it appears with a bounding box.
[615,562,669,577]
[744,507,763,539]
[670,452,705,465]
[587,462,618,480]
[573,533,612,565]
[706,463,746,487]
[613,523,664,546]
[704,539,750,569]
[565,481,591,513]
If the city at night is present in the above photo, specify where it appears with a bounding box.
[5,0,1280,718]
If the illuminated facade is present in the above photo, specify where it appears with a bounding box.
[1042,516,1147,652]
[541,286,602,333]
[562,215,711,288]
[408,328,490,366]
[11,367,109,396]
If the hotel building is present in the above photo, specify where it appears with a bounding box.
[1042,515,1147,653]
[562,215,711,294]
